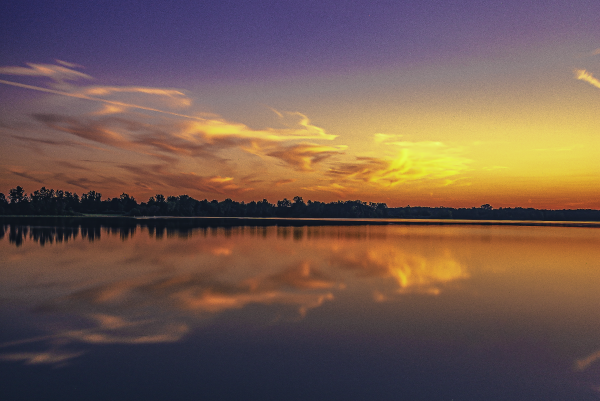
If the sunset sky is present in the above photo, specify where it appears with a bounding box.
[1,1,599,208]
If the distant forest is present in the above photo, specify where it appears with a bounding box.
[1,185,599,221]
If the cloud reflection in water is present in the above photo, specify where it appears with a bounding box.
[0,221,467,366]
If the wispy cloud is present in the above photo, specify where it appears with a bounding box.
[267,143,345,171]
[0,78,204,120]
[55,60,84,68]
[55,174,128,191]
[62,316,189,345]
[119,163,250,195]
[1,60,472,197]
[93,104,128,115]
[55,160,93,171]
[33,114,136,150]
[26,108,334,193]
[10,169,46,184]
[80,86,192,109]
[271,110,335,140]
[327,141,471,188]
[1,63,335,144]
[182,112,336,144]
[0,62,92,82]
[373,133,402,144]
[83,86,187,99]
[575,349,600,371]
[30,110,343,184]
[0,350,84,365]
[274,178,296,186]
[575,69,600,90]
[301,183,356,198]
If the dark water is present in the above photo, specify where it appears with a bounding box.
[1,218,600,400]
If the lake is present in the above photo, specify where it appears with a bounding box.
[1,217,600,400]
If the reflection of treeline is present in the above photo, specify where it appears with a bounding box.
[1,186,599,221]
[0,223,103,247]
[0,217,135,247]
[0,186,388,218]
[0,217,387,247]
[2,213,599,248]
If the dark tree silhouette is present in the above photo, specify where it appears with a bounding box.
[2,184,599,221]
[81,191,102,213]
[9,186,27,204]
[0,193,8,214]
[277,198,292,208]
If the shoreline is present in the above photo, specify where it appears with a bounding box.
[2,215,600,228]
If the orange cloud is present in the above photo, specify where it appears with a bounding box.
[301,183,355,197]
[0,71,333,142]
[30,104,337,171]
[81,86,192,108]
[328,141,471,188]
[271,110,335,140]
[0,62,92,82]
[574,349,600,371]
[32,113,242,162]
[54,161,92,171]
[575,69,600,90]
[9,169,46,184]
[28,104,344,194]
[2,60,478,200]
[0,78,203,120]
[63,320,189,345]
[181,111,336,143]
[0,350,84,365]
[267,143,345,171]
[33,114,136,150]
[275,178,296,186]
[93,104,128,115]
[373,133,402,144]
[119,164,249,195]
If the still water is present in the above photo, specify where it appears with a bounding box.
[1,218,600,400]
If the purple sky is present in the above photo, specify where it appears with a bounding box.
[2,0,597,84]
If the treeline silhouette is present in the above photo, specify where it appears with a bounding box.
[0,186,388,218]
[1,185,599,221]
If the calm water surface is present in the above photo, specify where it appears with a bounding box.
[1,218,600,400]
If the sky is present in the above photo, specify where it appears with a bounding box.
[0,0,599,209]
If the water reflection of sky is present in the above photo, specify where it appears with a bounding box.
[1,221,600,400]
